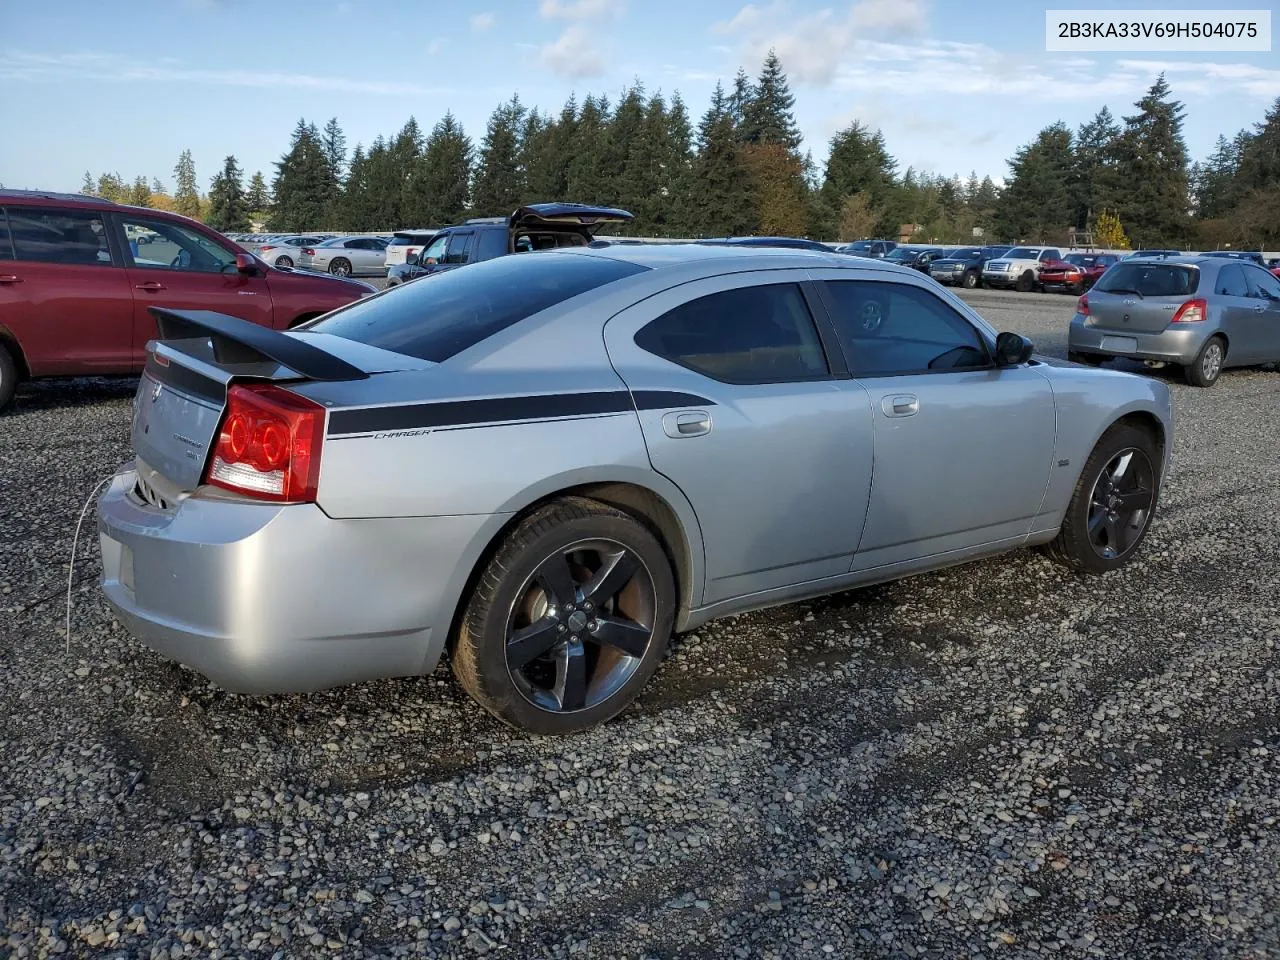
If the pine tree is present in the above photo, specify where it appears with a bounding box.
[1072,107,1121,229]
[151,177,165,195]
[817,121,897,237]
[566,95,610,204]
[246,171,271,218]
[207,155,250,232]
[80,171,95,195]
[127,176,152,208]
[994,122,1075,241]
[742,51,802,151]
[1094,209,1130,249]
[338,144,370,229]
[606,85,651,220]
[1236,96,1280,192]
[1192,134,1244,219]
[1111,75,1190,246]
[520,109,558,203]
[687,81,756,236]
[727,68,753,134]
[409,112,473,225]
[471,96,526,216]
[173,150,201,219]
[971,176,1000,233]
[270,120,333,230]
[322,118,348,185]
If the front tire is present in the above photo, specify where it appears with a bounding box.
[1016,271,1035,293]
[453,497,676,734]
[1183,336,1225,387]
[1045,423,1160,574]
[962,270,979,289]
[328,258,352,277]
[0,342,17,412]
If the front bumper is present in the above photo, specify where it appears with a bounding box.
[982,272,1014,288]
[97,466,491,694]
[1068,315,1207,365]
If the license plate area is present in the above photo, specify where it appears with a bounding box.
[1100,336,1138,352]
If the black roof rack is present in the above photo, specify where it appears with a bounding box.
[0,189,116,204]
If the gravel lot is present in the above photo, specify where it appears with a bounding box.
[2,288,1279,958]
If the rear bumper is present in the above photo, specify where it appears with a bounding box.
[1068,315,1207,365]
[96,466,492,694]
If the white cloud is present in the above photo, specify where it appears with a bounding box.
[539,0,624,19]
[1116,60,1280,99]
[849,0,926,32]
[427,39,443,55]
[0,51,450,97]
[470,11,495,32]
[539,26,607,79]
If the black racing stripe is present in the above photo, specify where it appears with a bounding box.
[326,388,719,436]
[632,390,716,409]
[328,390,634,435]
[144,355,226,406]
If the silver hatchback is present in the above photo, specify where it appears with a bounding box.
[1068,256,1280,386]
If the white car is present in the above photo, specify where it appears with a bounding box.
[982,246,1062,292]
[384,230,440,272]
[297,236,390,277]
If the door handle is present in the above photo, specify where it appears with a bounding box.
[881,394,919,418]
[135,281,166,292]
[0,275,22,284]
[661,410,712,438]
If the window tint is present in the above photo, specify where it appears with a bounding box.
[1095,263,1198,297]
[1245,265,1280,300]
[306,252,647,362]
[443,232,473,265]
[1215,265,1250,297]
[1005,247,1042,259]
[1040,249,1061,261]
[823,280,989,377]
[9,208,112,265]
[475,227,508,261]
[0,209,12,260]
[634,283,828,384]
[121,216,237,273]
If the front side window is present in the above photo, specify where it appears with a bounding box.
[419,234,449,264]
[1039,249,1062,262]
[1244,265,1280,301]
[8,208,112,266]
[121,217,236,273]
[634,283,829,385]
[822,280,990,377]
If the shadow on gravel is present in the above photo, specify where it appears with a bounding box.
[6,377,138,416]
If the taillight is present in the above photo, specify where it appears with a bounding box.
[1171,298,1207,323]
[205,384,325,502]
[259,245,276,252]
[302,247,315,256]
[1077,294,1089,315]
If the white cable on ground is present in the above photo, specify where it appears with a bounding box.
[67,474,115,654]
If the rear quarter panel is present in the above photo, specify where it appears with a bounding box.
[1031,361,1173,536]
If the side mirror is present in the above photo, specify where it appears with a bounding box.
[235,252,259,274]
[994,331,1034,366]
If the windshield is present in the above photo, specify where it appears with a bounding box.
[305,252,648,362]
[982,246,1011,258]
[1004,247,1042,259]
[944,249,982,260]
[884,247,921,261]
[847,241,873,252]
[1094,263,1198,297]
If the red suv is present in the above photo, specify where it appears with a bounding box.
[0,190,376,410]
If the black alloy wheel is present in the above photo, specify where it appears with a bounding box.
[1086,447,1155,560]
[504,539,656,713]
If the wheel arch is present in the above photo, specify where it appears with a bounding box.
[0,324,31,379]
[287,312,323,329]
[442,470,707,658]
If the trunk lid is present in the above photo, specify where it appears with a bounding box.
[1084,262,1200,333]
[132,307,427,495]
[509,203,633,236]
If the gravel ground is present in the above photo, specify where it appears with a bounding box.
[2,289,1279,959]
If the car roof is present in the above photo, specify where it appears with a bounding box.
[548,241,918,274]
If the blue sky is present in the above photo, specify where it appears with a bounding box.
[1,0,1277,194]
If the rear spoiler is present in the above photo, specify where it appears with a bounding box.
[149,307,368,381]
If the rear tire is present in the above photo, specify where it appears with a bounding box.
[329,258,352,277]
[1016,270,1034,293]
[962,270,979,289]
[453,497,676,734]
[1045,423,1160,575]
[0,343,16,412]
[1067,351,1103,366]
[274,255,294,269]
[1183,336,1226,387]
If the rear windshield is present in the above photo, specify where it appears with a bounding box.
[389,234,435,246]
[305,252,648,362]
[1094,263,1198,297]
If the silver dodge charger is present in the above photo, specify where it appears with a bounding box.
[98,245,1173,734]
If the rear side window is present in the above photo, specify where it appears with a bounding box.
[475,228,508,261]
[443,232,473,265]
[822,280,989,377]
[1095,263,1198,297]
[306,252,647,362]
[1215,265,1249,297]
[8,208,112,265]
[634,283,829,384]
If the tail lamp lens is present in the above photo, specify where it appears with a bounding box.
[1077,294,1089,315]
[206,384,325,502]
[1171,298,1207,323]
